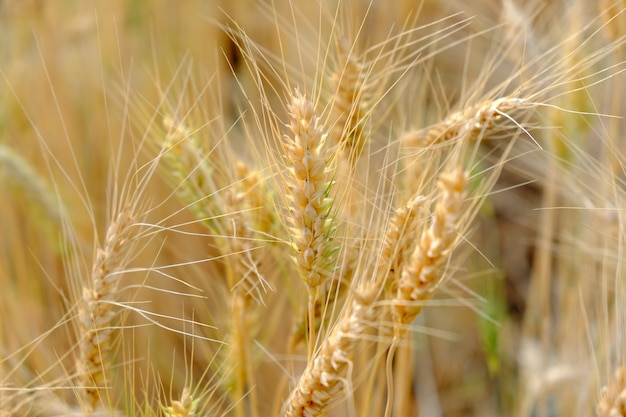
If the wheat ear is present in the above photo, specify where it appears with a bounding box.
[403,97,527,147]
[284,284,377,417]
[392,168,468,335]
[381,168,467,417]
[597,367,626,417]
[281,88,337,359]
[77,204,138,414]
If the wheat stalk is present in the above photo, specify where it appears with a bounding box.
[282,88,336,293]
[223,169,274,417]
[360,168,467,417]
[284,176,457,416]
[160,116,227,231]
[223,177,269,306]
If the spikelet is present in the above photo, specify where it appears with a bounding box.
[392,169,468,335]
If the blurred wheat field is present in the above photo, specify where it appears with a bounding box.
[1,1,626,416]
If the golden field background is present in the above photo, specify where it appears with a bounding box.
[1,1,626,416]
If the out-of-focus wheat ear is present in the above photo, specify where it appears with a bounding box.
[76,203,139,414]
[392,168,468,335]
[403,97,528,148]
[330,37,372,166]
[281,88,338,360]
[284,284,378,417]
[597,367,626,417]
[163,387,200,417]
